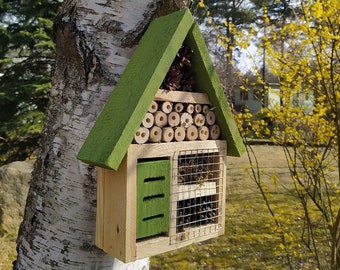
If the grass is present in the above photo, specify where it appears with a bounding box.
[150,190,331,269]
[150,191,290,269]
[0,228,17,270]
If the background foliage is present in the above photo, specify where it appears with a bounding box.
[0,0,61,165]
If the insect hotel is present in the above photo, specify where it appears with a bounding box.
[77,9,244,263]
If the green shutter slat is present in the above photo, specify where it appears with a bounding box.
[136,159,170,239]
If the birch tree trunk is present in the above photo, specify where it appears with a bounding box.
[15,1,179,269]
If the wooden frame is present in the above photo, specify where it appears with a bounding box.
[96,140,227,262]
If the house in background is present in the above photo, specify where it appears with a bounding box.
[233,82,280,113]
[233,82,314,115]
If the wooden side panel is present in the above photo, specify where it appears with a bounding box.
[95,168,105,248]
[185,23,245,157]
[96,155,137,262]
[219,149,227,235]
[77,9,194,170]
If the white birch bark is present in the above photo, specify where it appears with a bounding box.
[15,1,179,269]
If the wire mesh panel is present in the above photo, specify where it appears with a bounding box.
[170,148,226,244]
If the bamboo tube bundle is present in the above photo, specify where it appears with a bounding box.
[162,127,174,142]
[186,103,195,114]
[154,111,168,127]
[185,125,198,141]
[161,101,173,114]
[174,102,184,112]
[168,111,180,127]
[149,126,162,142]
[180,112,193,128]
[198,126,209,140]
[193,113,205,127]
[141,112,154,128]
[148,100,158,113]
[209,124,220,140]
[134,127,150,144]
[135,98,222,144]
[205,110,216,125]
[174,126,186,142]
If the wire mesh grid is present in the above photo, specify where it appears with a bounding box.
[170,147,226,244]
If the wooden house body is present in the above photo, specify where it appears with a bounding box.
[77,9,245,263]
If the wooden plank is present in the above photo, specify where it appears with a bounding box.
[184,23,245,157]
[136,225,222,259]
[219,149,227,236]
[178,182,217,201]
[154,89,211,104]
[96,155,137,262]
[169,151,179,242]
[77,9,194,170]
[95,168,105,248]
[130,140,225,159]
[125,150,138,260]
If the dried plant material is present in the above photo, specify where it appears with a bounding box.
[162,45,195,91]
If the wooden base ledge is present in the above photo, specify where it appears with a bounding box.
[136,228,222,259]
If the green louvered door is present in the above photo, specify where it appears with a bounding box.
[136,159,170,239]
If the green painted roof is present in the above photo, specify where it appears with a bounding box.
[77,9,245,170]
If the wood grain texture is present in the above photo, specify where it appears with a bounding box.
[97,160,137,262]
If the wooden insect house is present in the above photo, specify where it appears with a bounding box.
[77,9,245,263]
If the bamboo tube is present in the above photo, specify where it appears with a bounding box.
[180,112,193,128]
[186,103,195,114]
[209,124,220,140]
[195,104,202,113]
[198,126,209,140]
[168,111,180,127]
[206,110,216,125]
[141,112,154,128]
[202,105,210,114]
[148,100,158,113]
[154,111,167,127]
[134,127,149,144]
[162,127,174,142]
[174,126,185,142]
[193,113,205,127]
[185,125,198,141]
[149,126,162,142]
[174,103,184,112]
[161,101,173,114]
